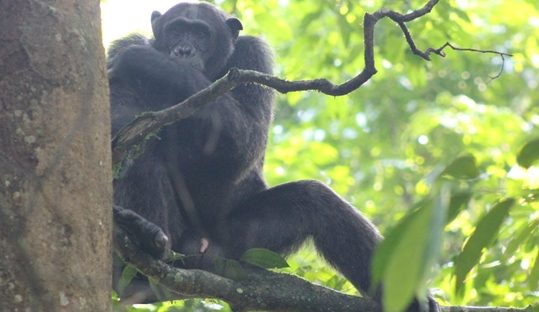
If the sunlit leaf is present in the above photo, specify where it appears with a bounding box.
[447,191,472,223]
[529,248,539,290]
[240,248,289,269]
[374,187,447,312]
[454,198,514,295]
[502,219,539,262]
[371,201,427,288]
[442,154,479,179]
[382,205,430,312]
[423,186,450,275]
[452,7,472,23]
[517,138,539,168]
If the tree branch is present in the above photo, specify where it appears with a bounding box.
[114,226,379,312]
[115,226,535,312]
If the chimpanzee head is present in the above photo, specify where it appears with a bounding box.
[151,2,243,79]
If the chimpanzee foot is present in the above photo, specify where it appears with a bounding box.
[113,205,171,259]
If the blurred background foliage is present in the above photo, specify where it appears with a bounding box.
[102,0,539,311]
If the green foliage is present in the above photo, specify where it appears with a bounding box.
[454,199,514,296]
[373,187,448,312]
[517,138,539,168]
[441,154,479,179]
[104,0,539,310]
[446,191,472,223]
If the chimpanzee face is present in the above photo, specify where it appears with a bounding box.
[151,3,243,78]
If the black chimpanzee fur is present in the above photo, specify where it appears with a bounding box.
[109,2,439,311]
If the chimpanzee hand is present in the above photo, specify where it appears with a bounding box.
[113,205,171,259]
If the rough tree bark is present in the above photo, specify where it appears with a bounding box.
[0,1,112,311]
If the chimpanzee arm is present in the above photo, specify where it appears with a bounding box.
[115,47,209,93]
[185,36,275,179]
[227,36,274,124]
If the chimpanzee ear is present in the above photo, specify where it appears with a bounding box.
[226,17,243,39]
[151,11,162,38]
[151,11,162,22]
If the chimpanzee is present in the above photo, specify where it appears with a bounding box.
[109,2,439,310]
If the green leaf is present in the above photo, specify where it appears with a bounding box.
[442,154,479,179]
[371,200,427,288]
[423,186,450,274]
[529,248,539,290]
[240,248,289,269]
[502,219,539,262]
[517,138,539,168]
[452,8,472,22]
[447,191,472,223]
[118,265,138,296]
[375,188,447,312]
[383,205,430,312]
[454,198,514,294]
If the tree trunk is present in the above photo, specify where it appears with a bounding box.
[0,1,112,311]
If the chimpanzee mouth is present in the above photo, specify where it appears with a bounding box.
[171,45,195,58]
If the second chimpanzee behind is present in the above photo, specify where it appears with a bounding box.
[109,2,438,311]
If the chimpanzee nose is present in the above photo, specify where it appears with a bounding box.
[173,46,194,57]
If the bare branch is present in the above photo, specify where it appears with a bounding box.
[431,42,513,81]
[433,42,513,57]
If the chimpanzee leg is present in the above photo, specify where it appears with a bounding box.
[222,180,382,296]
